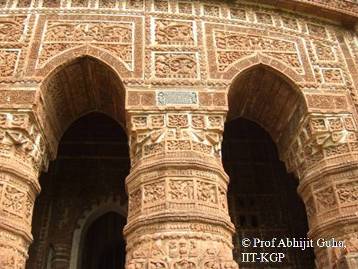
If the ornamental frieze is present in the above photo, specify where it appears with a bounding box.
[0,112,48,173]
[153,18,196,46]
[129,113,224,164]
[285,114,358,175]
[213,30,302,73]
[126,236,237,269]
[37,20,134,69]
[153,52,199,79]
[0,50,20,77]
[0,17,27,43]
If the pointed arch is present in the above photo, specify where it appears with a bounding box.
[223,53,305,85]
[69,198,127,269]
[35,44,131,80]
[227,62,308,157]
[37,53,127,157]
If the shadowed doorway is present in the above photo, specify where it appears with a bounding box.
[81,212,126,269]
[223,118,315,268]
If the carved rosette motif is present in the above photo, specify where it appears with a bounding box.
[0,112,48,269]
[125,111,238,269]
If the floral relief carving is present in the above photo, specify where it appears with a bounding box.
[129,188,142,212]
[2,185,26,215]
[313,42,336,61]
[197,181,217,204]
[126,237,236,269]
[143,182,165,204]
[321,69,344,84]
[126,0,144,10]
[178,2,193,14]
[315,187,337,211]
[214,30,303,73]
[71,0,88,7]
[38,20,134,69]
[168,114,189,128]
[169,180,194,200]
[230,8,246,20]
[129,113,225,163]
[99,0,117,8]
[336,181,358,204]
[0,50,19,77]
[16,0,32,8]
[155,19,195,46]
[154,53,198,79]
[281,17,299,30]
[151,115,165,128]
[203,5,220,17]
[42,0,61,7]
[307,23,327,39]
[154,0,169,12]
[173,259,196,268]
[306,94,348,110]
[191,115,205,129]
[0,18,25,42]
[286,115,358,174]
[0,113,47,172]
[256,12,273,24]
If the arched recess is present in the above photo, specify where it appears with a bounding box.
[27,112,130,269]
[69,199,127,269]
[37,54,127,157]
[225,64,314,267]
[227,63,308,159]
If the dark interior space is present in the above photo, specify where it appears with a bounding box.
[81,212,126,269]
[27,112,130,269]
[223,118,315,268]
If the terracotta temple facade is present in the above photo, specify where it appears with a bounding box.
[1,0,358,268]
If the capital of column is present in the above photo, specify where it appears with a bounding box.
[282,112,358,268]
[124,110,238,269]
[0,110,49,269]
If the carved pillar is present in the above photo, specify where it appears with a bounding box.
[285,113,358,269]
[0,111,48,269]
[124,111,238,269]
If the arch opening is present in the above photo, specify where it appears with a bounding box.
[80,212,126,269]
[27,112,130,269]
[223,118,315,268]
[39,56,126,153]
[225,65,313,267]
[227,64,307,153]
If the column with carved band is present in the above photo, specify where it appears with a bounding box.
[284,113,358,269]
[0,111,48,269]
[124,111,238,269]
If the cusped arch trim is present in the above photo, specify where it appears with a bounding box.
[35,44,131,80]
[223,52,305,88]
[69,198,127,269]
